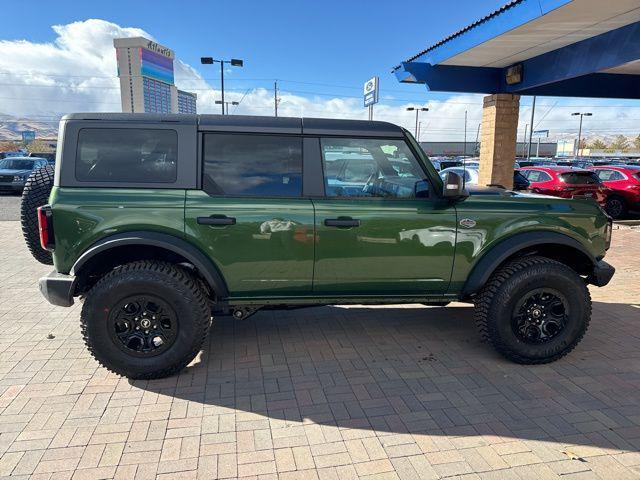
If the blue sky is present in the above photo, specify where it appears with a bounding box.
[0,0,638,141]
[0,0,506,94]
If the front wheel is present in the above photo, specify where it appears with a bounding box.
[81,261,211,379]
[474,256,591,364]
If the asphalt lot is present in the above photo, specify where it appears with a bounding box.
[0,192,20,221]
[1,219,640,479]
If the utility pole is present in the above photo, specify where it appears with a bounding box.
[522,124,529,157]
[572,112,593,156]
[464,110,468,157]
[406,107,428,139]
[274,80,279,117]
[200,57,244,115]
[527,96,536,159]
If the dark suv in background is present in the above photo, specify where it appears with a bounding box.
[0,156,49,192]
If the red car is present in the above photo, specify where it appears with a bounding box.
[519,167,610,209]
[589,165,640,218]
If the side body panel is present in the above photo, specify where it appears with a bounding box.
[449,192,610,294]
[312,198,457,295]
[49,187,187,273]
[185,191,315,297]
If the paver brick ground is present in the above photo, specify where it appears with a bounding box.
[1,220,639,479]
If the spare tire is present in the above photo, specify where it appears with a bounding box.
[21,165,54,265]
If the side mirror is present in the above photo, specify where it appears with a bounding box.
[442,171,469,199]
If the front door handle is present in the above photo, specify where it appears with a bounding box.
[324,218,360,228]
[197,215,236,226]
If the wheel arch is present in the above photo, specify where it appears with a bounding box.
[461,231,597,298]
[71,231,229,299]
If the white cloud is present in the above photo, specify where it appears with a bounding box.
[0,18,639,143]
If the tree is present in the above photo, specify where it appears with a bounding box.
[634,134,640,151]
[610,135,630,151]
[589,139,607,150]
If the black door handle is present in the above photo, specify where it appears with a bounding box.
[197,215,236,226]
[324,218,360,228]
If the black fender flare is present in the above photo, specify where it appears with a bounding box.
[71,231,229,298]
[461,231,596,297]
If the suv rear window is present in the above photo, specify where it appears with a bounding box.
[560,172,600,185]
[202,134,302,197]
[76,129,177,183]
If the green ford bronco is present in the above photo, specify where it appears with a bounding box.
[24,113,614,379]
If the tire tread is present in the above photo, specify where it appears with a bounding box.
[474,255,591,364]
[81,260,211,379]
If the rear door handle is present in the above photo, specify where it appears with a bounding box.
[197,215,236,226]
[324,218,360,228]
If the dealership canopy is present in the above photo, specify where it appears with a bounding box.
[393,0,640,99]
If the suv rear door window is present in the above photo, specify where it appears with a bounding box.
[202,134,302,197]
[76,128,177,183]
[560,172,600,185]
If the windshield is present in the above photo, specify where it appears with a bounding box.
[560,172,600,185]
[0,159,35,170]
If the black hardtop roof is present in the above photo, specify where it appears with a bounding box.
[62,113,405,137]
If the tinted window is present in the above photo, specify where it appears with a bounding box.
[0,159,35,170]
[321,138,427,199]
[203,134,302,197]
[524,170,552,182]
[560,172,600,185]
[596,169,624,181]
[76,129,177,183]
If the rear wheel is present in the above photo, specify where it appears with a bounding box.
[474,256,591,364]
[81,261,211,379]
[20,165,54,265]
[605,195,627,219]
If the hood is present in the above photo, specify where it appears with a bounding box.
[0,168,32,176]
[466,185,511,196]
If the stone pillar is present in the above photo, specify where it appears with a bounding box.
[478,94,520,189]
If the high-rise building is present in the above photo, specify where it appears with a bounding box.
[177,90,198,114]
[114,37,197,114]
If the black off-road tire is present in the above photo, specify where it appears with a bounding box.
[474,256,591,364]
[20,165,54,265]
[605,195,627,220]
[81,261,212,379]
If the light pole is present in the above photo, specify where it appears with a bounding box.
[215,100,239,115]
[406,107,428,139]
[571,112,592,157]
[201,57,244,114]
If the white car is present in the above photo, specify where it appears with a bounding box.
[439,166,479,185]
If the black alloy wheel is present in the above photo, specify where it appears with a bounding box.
[108,295,178,357]
[512,288,568,344]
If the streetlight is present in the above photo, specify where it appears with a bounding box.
[406,107,429,140]
[201,57,244,114]
[215,100,240,115]
[571,112,592,157]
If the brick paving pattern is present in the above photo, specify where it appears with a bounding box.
[1,220,639,479]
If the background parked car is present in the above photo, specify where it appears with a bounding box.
[439,166,530,191]
[555,159,594,169]
[519,166,610,209]
[517,160,558,167]
[0,157,49,193]
[29,152,56,164]
[590,165,640,218]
